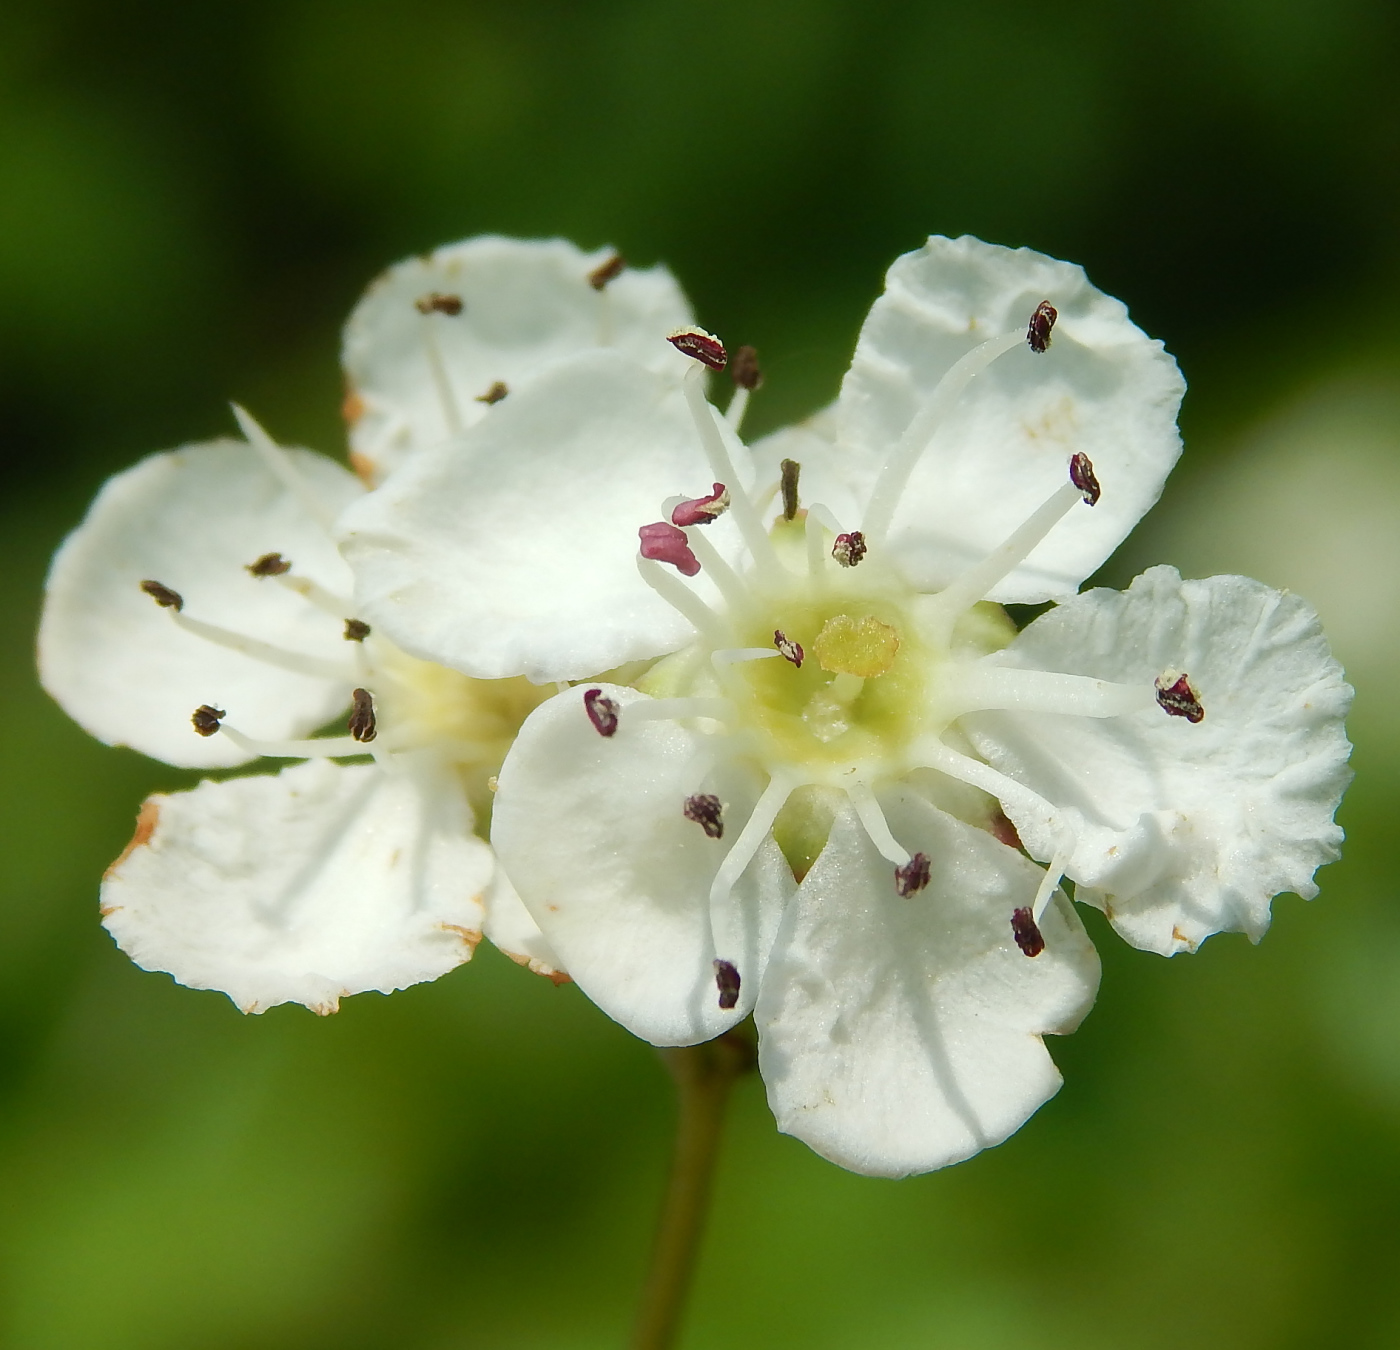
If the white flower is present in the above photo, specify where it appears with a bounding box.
[342,235,694,485]
[39,409,562,1014]
[337,236,1352,1175]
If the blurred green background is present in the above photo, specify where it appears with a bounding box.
[3,1,1399,1345]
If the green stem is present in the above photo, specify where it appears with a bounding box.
[629,1025,757,1350]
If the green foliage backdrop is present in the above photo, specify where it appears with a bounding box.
[3,2,1399,1345]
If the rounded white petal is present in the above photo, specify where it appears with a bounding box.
[101,758,489,1014]
[491,684,795,1046]
[839,235,1184,600]
[482,867,568,982]
[343,236,694,483]
[756,790,1099,1179]
[39,441,364,768]
[964,565,1353,954]
[339,352,748,681]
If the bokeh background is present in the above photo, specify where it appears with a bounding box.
[3,2,1399,1345]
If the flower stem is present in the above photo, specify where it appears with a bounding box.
[629,1024,757,1350]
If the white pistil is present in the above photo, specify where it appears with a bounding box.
[847,781,910,865]
[171,611,352,681]
[637,557,728,642]
[924,481,1083,645]
[1031,850,1070,923]
[943,663,1153,718]
[231,405,338,532]
[271,572,352,619]
[680,369,781,576]
[861,328,1026,544]
[420,317,465,438]
[219,727,365,759]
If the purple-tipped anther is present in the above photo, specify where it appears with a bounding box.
[1027,301,1057,354]
[713,959,741,1010]
[683,793,724,839]
[671,483,730,528]
[667,326,728,371]
[773,630,804,667]
[894,852,931,897]
[1069,452,1101,506]
[832,531,867,568]
[639,521,701,576]
[1011,907,1046,957]
[583,688,620,738]
[1155,671,1204,723]
[191,704,225,737]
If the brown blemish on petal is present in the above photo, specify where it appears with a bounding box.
[1171,924,1198,952]
[503,950,573,985]
[439,922,484,955]
[104,800,161,880]
[342,388,366,427]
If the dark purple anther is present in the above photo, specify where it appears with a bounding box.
[894,852,931,897]
[730,344,762,390]
[831,531,867,568]
[587,253,626,290]
[1069,452,1101,506]
[141,579,184,611]
[191,704,225,737]
[344,618,371,642]
[246,552,291,577]
[667,327,728,371]
[683,793,724,839]
[671,483,730,527]
[1011,907,1046,957]
[1027,300,1057,354]
[348,688,377,743]
[1155,671,1204,723]
[415,292,463,316]
[713,959,741,1010]
[638,521,701,576]
[583,688,620,738]
[780,458,800,521]
[773,630,804,667]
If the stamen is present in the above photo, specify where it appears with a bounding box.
[683,793,725,839]
[1031,849,1069,923]
[671,483,730,527]
[780,458,800,521]
[678,528,748,609]
[708,774,797,911]
[943,663,1152,718]
[730,345,762,391]
[1010,907,1045,957]
[894,853,931,897]
[914,740,1063,846]
[219,725,365,759]
[712,648,781,668]
[1026,301,1057,354]
[667,327,728,371]
[170,611,351,681]
[583,688,620,737]
[348,688,377,743]
[847,781,910,865]
[773,630,804,667]
[344,619,371,642]
[1070,452,1101,506]
[246,552,291,577]
[140,579,183,611]
[191,704,225,736]
[713,958,741,1010]
[832,531,867,567]
[625,697,733,724]
[415,293,463,316]
[1155,671,1204,722]
[271,571,353,619]
[231,405,339,531]
[475,381,509,405]
[638,522,700,577]
[860,328,1027,544]
[636,558,727,642]
[587,253,626,290]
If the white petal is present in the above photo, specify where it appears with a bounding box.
[343,236,694,483]
[756,790,1099,1179]
[339,352,748,681]
[964,565,1353,954]
[838,235,1184,600]
[38,441,364,768]
[101,757,489,1014]
[482,866,568,983]
[491,684,795,1046]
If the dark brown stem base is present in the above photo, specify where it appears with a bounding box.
[629,1025,757,1350]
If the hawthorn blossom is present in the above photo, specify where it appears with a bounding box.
[342,235,694,484]
[39,410,562,1014]
[338,236,1352,1175]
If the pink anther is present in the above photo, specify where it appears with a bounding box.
[638,521,701,577]
[671,484,730,528]
[667,327,728,371]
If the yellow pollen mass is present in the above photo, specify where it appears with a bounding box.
[813,614,901,678]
